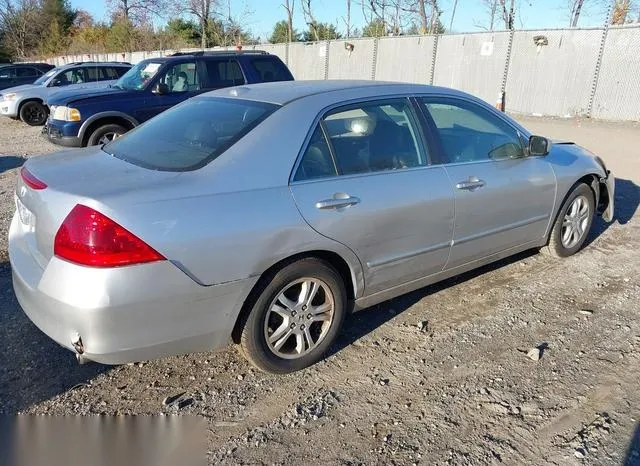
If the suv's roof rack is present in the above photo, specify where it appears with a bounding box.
[170,50,269,57]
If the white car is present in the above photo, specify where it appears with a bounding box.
[0,62,131,126]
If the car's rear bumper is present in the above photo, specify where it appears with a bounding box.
[42,120,82,147]
[9,212,257,364]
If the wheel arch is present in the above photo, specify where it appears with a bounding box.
[17,98,47,115]
[545,173,601,242]
[231,249,359,344]
[79,112,138,146]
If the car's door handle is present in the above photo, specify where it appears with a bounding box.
[456,177,486,191]
[315,195,360,210]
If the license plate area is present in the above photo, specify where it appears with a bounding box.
[16,195,36,230]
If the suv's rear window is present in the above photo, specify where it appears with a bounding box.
[248,58,293,82]
[104,97,279,171]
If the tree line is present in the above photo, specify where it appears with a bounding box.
[0,0,638,61]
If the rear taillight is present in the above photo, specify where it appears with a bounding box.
[54,204,165,268]
[20,166,47,190]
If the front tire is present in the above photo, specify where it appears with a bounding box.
[19,101,48,126]
[87,124,127,146]
[239,258,347,374]
[544,183,595,257]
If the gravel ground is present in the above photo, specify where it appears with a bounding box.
[0,115,639,465]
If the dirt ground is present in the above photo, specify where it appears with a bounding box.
[0,115,639,465]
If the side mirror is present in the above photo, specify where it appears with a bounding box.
[51,78,64,87]
[529,135,550,156]
[152,83,169,95]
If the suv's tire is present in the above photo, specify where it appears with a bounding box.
[543,183,595,258]
[239,258,347,374]
[87,124,127,146]
[19,101,48,126]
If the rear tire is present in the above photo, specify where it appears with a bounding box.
[543,183,595,258]
[87,124,127,146]
[239,258,347,374]
[19,101,48,126]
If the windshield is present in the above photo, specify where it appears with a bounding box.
[103,97,279,171]
[33,68,57,86]
[112,61,162,91]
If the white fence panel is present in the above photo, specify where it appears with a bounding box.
[288,42,326,80]
[375,35,435,84]
[327,38,375,80]
[591,26,640,121]
[506,29,602,117]
[433,32,511,105]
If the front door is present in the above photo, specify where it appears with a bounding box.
[418,97,556,269]
[290,98,454,295]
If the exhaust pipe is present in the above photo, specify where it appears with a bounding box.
[71,332,90,364]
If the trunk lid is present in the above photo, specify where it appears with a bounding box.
[15,147,182,268]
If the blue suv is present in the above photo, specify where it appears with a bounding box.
[43,51,294,147]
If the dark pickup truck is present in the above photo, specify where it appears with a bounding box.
[43,51,294,147]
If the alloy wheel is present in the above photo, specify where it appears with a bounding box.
[263,278,335,359]
[561,195,591,248]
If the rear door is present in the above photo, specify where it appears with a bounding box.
[140,60,202,122]
[418,96,556,269]
[289,98,454,295]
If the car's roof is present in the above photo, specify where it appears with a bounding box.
[206,80,467,106]
[57,62,130,70]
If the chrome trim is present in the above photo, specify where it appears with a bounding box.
[367,240,452,269]
[453,214,549,246]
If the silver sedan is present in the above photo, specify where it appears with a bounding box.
[9,81,615,373]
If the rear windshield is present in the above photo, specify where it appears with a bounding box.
[249,58,293,82]
[103,97,279,171]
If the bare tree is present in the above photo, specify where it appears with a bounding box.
[0,0,43,58]
[499,0,516,29]
[301,0,319,41]
[106,0,169,25]
[282,0,295,42]
[567,0,587,26]
[184,0,216,48]
[342,0,352,38]
[610,0,633,23]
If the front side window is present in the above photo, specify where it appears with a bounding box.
[53,67,86,86]
[323,99,426,176]
[103,97,278,171]
[83,66,101,81]
[205,59,244,88]
[157,61,200,93]
[34,68,57,85]
[421,98,525,164]
[0,67,15,79]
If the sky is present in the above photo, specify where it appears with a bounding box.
[70,0,611,42]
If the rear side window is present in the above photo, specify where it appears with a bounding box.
[15,66,40,77]
[98,66,119,80]
[249,58,293,82]
[104,97,279,171]
[83,66,101,81]
[205,60,245,88]
[293,126,337,181]
[114,66,129,77]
